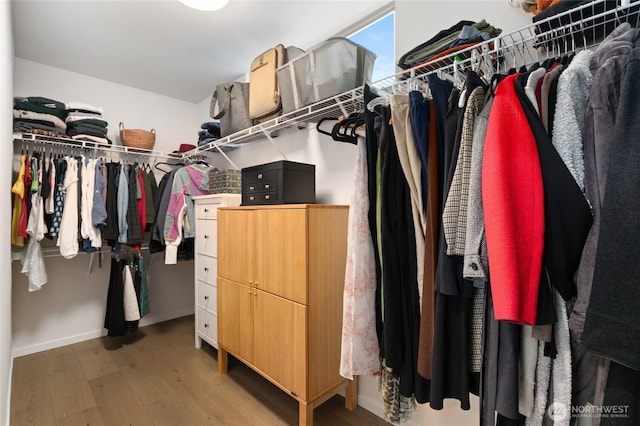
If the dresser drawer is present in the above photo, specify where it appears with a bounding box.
[195,203,220,220]
[197,307,217,344]
[242,168,278,185]
[197,281,217,312]
[196,255,217,284]
[244,191,278,204]
[195,219,217,256]
[244,181,277,194]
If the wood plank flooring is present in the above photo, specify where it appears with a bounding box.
[10,315,389,426]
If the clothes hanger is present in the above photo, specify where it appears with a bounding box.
[316,116,340,137]
[154,161,184,174]
[330,113,362,144]
[366,95,389,113]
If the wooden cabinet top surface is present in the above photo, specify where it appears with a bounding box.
[218,204,348,211]
[193,194,242,201]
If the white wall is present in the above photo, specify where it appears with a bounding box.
[1,2,14,424]
[11,59,200,356]
[13,58,202,151]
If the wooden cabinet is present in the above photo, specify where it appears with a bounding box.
[193,194,241,350]
[217,204,356,426]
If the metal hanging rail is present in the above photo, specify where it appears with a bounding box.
[14,132,184,161]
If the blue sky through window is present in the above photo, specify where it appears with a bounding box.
[348,12,395,84]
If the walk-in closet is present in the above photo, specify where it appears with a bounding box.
[3,1,640,425]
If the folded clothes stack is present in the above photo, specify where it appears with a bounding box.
[64,102,111,144]
[197,121,221,148]
[397,19,502,74]
[13,96,69,138]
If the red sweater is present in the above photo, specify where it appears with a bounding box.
[482,74,544,325]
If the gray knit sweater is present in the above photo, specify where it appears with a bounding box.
[551,49,594,193]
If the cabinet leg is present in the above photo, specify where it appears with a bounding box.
[218,347,228,374]
[299,401,313,426]
[195,335,202,349]
[345,377,358,411]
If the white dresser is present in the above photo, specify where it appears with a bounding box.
[193,194,241,349]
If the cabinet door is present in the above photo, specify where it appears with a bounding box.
[218,209,256,285]
[218,278,254,363]
[253,289,307,399]
[255,209,308,304]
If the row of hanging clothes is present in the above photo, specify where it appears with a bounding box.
[11,139,217,337]
[105,244,150,337]
[339,20,640,426]
[102,157,215,336]
[11,146,160,289]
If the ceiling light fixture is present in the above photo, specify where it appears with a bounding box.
[179,0,229,12]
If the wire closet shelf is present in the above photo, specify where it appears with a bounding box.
[14,132,184,161]
[193,0,640,157]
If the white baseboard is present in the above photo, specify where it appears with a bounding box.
[138,307,194,328]
[358,392,387,420]
[12,308,195,358]
[4,356,12,426]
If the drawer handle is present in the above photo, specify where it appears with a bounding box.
[249,185,255,190]
[204,295,209,300]
[264,184,270,189]
[204,208,209,213]
[264,195,270,200]
[204,267,209,272]
[204,235,209,239]
[257,173,263,179]
[204,323,209,328]
[249,196,255,201]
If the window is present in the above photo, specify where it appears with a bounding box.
[348,12,395,83]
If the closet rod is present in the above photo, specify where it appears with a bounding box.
[14,132,184,161]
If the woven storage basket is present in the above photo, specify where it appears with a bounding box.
[119,122,156,150]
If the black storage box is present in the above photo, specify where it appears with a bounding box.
[241,160,316,205]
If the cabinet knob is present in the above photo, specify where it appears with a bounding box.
[204,208,209,213]
[249,280,253,285]
[204,267,209,272]
[249,185,255,190]
[254,281,259,287]
[204,295,209,300]
[257,173,263,179]
[204,234,209,239]
[247,291,252,294]
[204,323,209,328]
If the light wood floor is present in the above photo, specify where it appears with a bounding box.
[10,315,389,426]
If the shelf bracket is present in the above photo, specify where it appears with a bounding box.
[210,140,240,170]
[256,124,288,161]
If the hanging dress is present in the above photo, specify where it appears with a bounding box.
[340,133,380,380]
